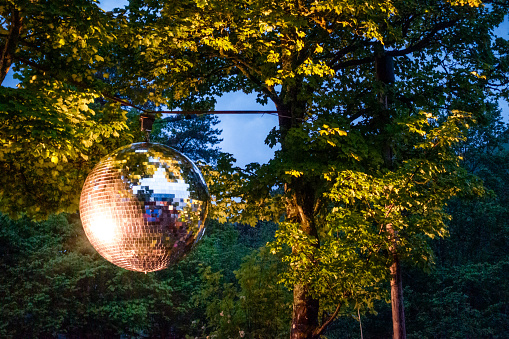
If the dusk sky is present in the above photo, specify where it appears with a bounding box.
[4,1,508,167]
[100,0,509,167]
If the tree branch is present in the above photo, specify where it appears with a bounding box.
[332,56,375,71]
[386,18,461,58]
[1,8,23,85]
[233,59,282,107]
[332,17,463,71]
[328,38,376,69]
[312,302,342,338]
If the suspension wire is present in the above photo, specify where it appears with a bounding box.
[151,110,286,119]
[149,109,295,121]
[103,94,297,120]
[156,110,281,115]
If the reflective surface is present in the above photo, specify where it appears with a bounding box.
[79,143,209,272]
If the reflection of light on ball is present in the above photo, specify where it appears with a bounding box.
[79,142,209,273]
[89,215,116,243]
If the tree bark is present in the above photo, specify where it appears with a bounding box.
[375,53,407,339]
[286,180,320,339]
[276,97,321,339]
[389,240,406,339]
[291,283,320,339]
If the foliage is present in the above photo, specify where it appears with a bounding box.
[404,261,509,339]
[267,111,482,316]
[0,0,134,219]
[0,0,233,218]
[401,115,509,339]
[0,213,160,337]
[198,241,292,339]
[0,85,129,219]
[325,110,509,339]
[2,122,509,338]
[121,0,509,335]
[0,211,291,338]
[151,114,224,164]
[2,0,509,337]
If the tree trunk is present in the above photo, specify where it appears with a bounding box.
[387,223,406,339]
[291,283,320,339]
[286,181,320,339]
[0,8,23,85]
[277,98,320,339]
[375,53,407,339]
[390,245,406,339]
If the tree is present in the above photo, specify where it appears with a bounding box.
[151,114,224,164]
[123,0,509,338]
[0,211,290,338]
[0,1,237,219]
[3,1,509,337]
[0,213,164,338]
[0,0,132,219]
[377,109,509,339]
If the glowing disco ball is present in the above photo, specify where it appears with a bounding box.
[79,142,209,273]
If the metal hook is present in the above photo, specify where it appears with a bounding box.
[140,114,155,143]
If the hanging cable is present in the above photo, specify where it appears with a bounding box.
[102,94,299,120]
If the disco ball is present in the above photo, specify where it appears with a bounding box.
[79,142,209,272]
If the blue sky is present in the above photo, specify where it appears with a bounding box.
[213,93,278,166]
[4,1,508,166]
[96,0,279,166]
[96,0,509,166]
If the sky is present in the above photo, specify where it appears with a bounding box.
[4,1,508,167]
[97,0,508,167]
[213,93,278,166]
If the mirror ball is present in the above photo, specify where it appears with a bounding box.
[79,142,209,272]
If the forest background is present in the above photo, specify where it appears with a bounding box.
[1,0,509,338]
